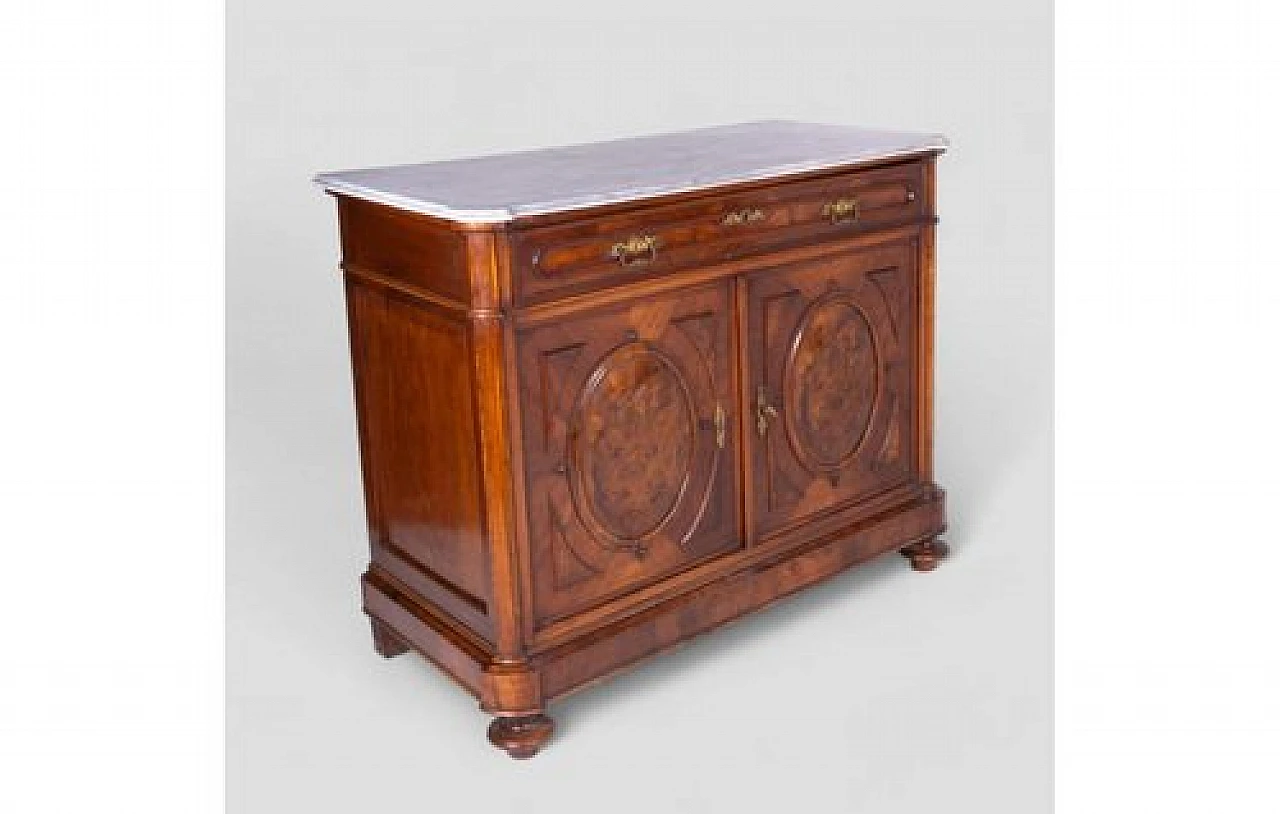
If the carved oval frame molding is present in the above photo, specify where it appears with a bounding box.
[781,292,883,478]
[566,341,700,554]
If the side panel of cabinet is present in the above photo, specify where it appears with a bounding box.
[344,277,493,639]
[516,281,743,628]
[744,238,920,542]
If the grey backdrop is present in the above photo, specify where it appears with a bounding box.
[228,4,1052,812]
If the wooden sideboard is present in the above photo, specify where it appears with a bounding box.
[316,122,949,758]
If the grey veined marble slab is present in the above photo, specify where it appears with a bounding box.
[314,121,947,224]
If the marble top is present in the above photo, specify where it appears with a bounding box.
[314,121,946,224]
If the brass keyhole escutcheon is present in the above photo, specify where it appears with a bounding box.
[756,386,779,437]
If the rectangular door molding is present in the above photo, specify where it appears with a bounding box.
[744,238,920,542]
[515,281,743,628]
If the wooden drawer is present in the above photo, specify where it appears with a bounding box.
[510,159,927,306]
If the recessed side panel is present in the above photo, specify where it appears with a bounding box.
[344,277,493,639]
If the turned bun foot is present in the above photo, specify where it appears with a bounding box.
[487,714,554,759]
[900,537,949,572]
[370,618,410,658]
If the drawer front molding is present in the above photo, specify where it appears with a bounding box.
[511,160,928,307]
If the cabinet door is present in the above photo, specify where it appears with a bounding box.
[517,282,741,628]
[746,239,918,540]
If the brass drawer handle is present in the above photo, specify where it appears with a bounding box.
[756,386,779,438]
[610,234,658,266]
[821,197,859,223]
[721,208,765,226]
[714,403,726,449]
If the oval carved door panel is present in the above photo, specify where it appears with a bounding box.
[785,298,879,471]
[747,240,919,540]
[569,343,696,544]
[518,282,741,630]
